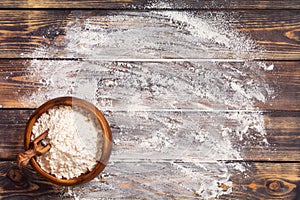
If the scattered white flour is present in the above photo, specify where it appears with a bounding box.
[31,105,103,179]
[21,8,275,199]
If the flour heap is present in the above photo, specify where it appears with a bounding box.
[31,106,103,179]
[22,9,275,199]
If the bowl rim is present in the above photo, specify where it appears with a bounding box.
[24,96,112,186]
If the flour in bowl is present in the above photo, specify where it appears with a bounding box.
[31,105,103,179]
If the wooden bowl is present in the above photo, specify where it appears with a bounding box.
[24,97,112,186]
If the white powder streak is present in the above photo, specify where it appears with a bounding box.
[22,10,275,199]
[32,106,103,179]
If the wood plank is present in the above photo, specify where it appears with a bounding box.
[0,10,299,60]
[0,109,33,160]
[0,109,299,161]
[0,60,299,111]
[0,0,300,9]
[77,162,300,199]
[0,161,60,199]
[1,161,299,199]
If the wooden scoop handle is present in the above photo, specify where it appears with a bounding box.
[17,129,51,167]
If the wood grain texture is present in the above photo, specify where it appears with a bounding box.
[0,109,299,161]
[0,10,299,60]
[0,162,60,199]
[0,0,300,9]
[73,161,300,199]
[0,60,299,111]
[0,109,33,160]
[0,1,299,199]
[1,161,299,199]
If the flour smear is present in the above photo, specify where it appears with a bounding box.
[21,9,275,199]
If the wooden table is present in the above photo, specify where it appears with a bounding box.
[0,1,299,199]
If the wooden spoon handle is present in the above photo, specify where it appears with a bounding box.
[17,149,36,167]
[17,129,51,167]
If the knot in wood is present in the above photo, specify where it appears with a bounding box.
[268,180,281,191]
[8,168,23,183]
[6,167,28,186]
[265,179,296,196]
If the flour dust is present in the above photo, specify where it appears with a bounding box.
[21,10,275,199]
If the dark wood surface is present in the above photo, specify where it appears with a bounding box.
[0,0,299,199]
[0,0,300,9]
[0,109,299,161]
[0,10,299,60]
[1,161,300,199]
[0,60,299,110]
